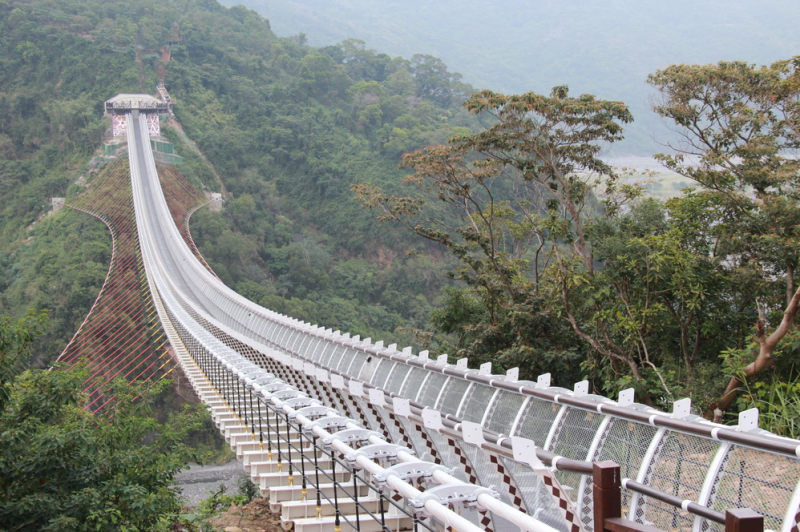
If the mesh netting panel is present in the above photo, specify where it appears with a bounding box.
[399,367,427,399]
[437,378,471,415]
[316,342,340,367]
[426,430,519,530]
[341,350,366,375]
[485,391,526,434]
[335,347,357,372]
[356,355,380,383]
[369,359,395,388]
[425,429,471,483]
[374,404,406,446]
[501,457,569,532]
[301,337,320,361]
[277,326,293,346]
[417,373,448,407]
[319,382,347,412]
[548,407,606,504]
[286,329,303,351]
[385,364,412,395]
[588,418,658,526]
[513,397,560,446]
[706,445,800,532]
[637,432,719,532]
[295,334,313,357]
[396,417,437,463]
[456,441,521,532]
[352,397,385,436]
[458,384,496,422]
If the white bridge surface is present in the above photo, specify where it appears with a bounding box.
[125,112,800,532]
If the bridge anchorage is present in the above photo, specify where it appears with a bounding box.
[120,110,798,532]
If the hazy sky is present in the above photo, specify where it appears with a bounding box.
[224,0,800,154]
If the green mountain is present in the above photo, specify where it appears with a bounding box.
[219,0,800,155]
[0,0,477,361]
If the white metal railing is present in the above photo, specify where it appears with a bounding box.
[126,111,800,532]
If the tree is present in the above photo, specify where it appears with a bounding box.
[0,313,208,531]
[355,87,632,382]
[648,58,800,419]
[0,310,48,410]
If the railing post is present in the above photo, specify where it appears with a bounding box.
[593,460,621,532]
[725,509,763,532]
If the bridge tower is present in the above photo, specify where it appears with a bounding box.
[104,93,171,137]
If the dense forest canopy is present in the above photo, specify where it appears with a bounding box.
[220,0,800,155]
[0,0,479,362]
[0,0,798,430]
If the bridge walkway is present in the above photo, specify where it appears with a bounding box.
[123,110,799,532]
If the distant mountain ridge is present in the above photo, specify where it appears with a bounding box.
[223,0,800,155]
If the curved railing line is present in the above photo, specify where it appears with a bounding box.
[129,113,555,532]
[126,110,800,532]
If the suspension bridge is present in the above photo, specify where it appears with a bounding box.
[62,107,800,532]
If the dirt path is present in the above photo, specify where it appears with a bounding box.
[210,499,282,532]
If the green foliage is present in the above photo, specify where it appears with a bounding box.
[0,209,111,364]
[0,309,47,408]
[649,58,800,416]
[736,377,800,439]
[0,0,479,358]
[0,348,205,532]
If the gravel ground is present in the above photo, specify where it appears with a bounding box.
[174,459,249,507]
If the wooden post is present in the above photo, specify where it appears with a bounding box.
[725,509,763,532]
[594,460,622,532]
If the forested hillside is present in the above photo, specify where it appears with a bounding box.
[2,0,799,427]
[223,0,800,155]
[0,0,476,362]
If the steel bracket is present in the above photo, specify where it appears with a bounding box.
[345,443,414,467]
[263,382,290,393]
[273,389,305,401]
[282,397,316,410]
[304,416,352,435]
[409,483,500,516]
[372,460,453,488]
[323,428,380,449]
[291,405,338,421]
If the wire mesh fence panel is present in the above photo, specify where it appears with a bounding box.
[374,404,410,449]
[705,445,800,532]
[295,334,315,358]
[385,364,412,395]
[426,429,473,483]
[399,367,427,400]
[340,349,366,376]
[417,373,448,407]
[513,397,561,446]
[355,354,381,383]
[458,383,496,423]
[485,391,526,435]
[315,342,341,368]
[456,440,523,532]
[368,359,395,388]
[436,378,471,415]
[398,417,442,463]
[353,397,392,441]
[501,457,570,532]
[636,432,719,532]
[547,407,606,502]
[579,417,659,529]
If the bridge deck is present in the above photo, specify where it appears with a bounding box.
[124,111,800,532]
